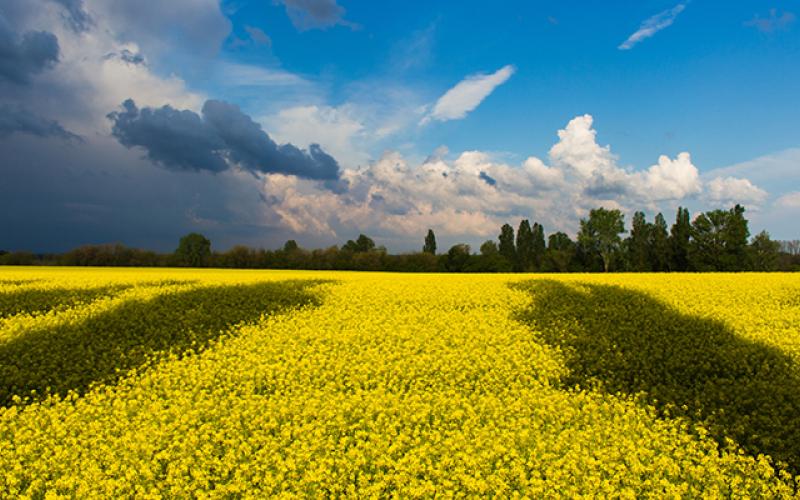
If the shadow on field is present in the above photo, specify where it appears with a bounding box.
[0,280,325,406]
[512,280,800,473]
[0,285,132,318]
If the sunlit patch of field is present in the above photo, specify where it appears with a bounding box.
[0,267,798,496]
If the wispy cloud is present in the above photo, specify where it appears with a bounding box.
[745,9,796,33]
[420,65,515,125]
[619,3,688,50]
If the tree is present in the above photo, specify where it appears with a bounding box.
[498,223,516,268]
[626,211,651,272]
[480,240,499,256]
[689,205,750,271]
[283,240,299,253]
[444,244,471,272]
[577,208,625,272]
[669,207,691,271]
[749,231,780,271]
[689,210,727,271]
[723,204,750,271]
[545,232,576,272]
[343,234,376,253]
[532,222,546,271]
[515,219,534,271]
[650,213,670,272]
[175,233,211,267]
[423,229,437,255]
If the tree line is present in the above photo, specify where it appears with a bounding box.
[1,205,798,272]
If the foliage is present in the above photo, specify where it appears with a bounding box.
[423,229,437,255]
[175,233,211,267]
[577,208,625,272]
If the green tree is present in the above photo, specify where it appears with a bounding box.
[515,219,534,271]
[723,204,750,271]
[479,240,499,256]
[343,234,376,253]
[689,205,750,271]
[650,213,670,272]
[669,207,691,271]
[626,211,651,272]
[545,232,576,272]
[577,208,625,272]
[283,240,299,253]
[423,229,437,255]
[689,210,728,271]
[749,230,780,271]
[175,233,211,267]
[532,222,546,271]
[444,244,471,272]
[498,223,516,268]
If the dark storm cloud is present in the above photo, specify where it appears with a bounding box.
[48,0,93,32]
[0,16,60,84]
[107,99,229,173]
[479,171,497,186]
[107,99,341,180]
[0,104,81,141]
[278,0,358,31]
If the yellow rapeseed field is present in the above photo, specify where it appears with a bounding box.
[1,267,799,497]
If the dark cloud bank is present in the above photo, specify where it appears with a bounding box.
[108,99,340,180]
[0,15,59,84]
[0,104,81,141]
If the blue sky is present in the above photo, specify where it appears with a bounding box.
[1,0,799,252]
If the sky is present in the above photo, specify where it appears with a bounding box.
[1,0,799,253]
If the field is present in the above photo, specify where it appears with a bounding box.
[1,268,799,497]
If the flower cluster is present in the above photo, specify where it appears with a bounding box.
[0,268,797,497]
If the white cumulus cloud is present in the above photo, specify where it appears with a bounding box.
[706,176,768,206]
[256,113,759,249]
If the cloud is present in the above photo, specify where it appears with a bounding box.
[244,26,272,46]
[0,15,60,84]
[257,114,734,245]
[48,0,92,32]
[619,3,687,50]
[638,152,702,201]
[219,62,308,86]
[108,99,340,180]
[264,104,368,169]
[0,103,81,141]
[706,176,768,206]
[420,65,515,125]
[277,0,359,31]
[745,9,796,33]
[776,192,800,209]
[548,114,615,178]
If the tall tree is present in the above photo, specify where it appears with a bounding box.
[423,229,437,255]
[175,233,211,267]
[626,211,651,272]
[577,208,625,272]
[669,207,691,271]
[498,223,516,268]
[749,231,780,271]
[516,219,534,271]
[650,213,670,272]
[532,222,546,271]
[689,209,729,271]
[723,204,750,271]
[546,232,576,272]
